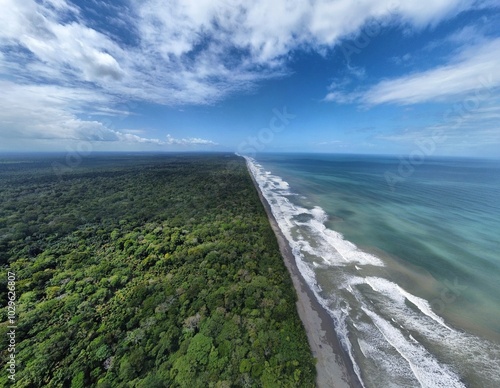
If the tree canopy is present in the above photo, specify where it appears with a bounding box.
[0,153,315,387]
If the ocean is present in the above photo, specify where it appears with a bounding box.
[245,153,500,388]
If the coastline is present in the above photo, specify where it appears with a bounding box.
[246,162,363,388]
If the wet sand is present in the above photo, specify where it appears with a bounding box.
[248,167,363,388]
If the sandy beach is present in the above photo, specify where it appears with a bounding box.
[248,167,363,388]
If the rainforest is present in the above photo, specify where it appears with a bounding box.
[0,153,315,387]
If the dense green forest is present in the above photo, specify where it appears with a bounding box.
[0,153,315,387]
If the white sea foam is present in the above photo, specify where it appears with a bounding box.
[362,307,466,388]
[243,155,500,387]
[349,276,500,386]
[364,277,453,331]
[355,322,418,386]
[246,157,383,268]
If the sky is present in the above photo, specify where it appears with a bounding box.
[1,0,499,156]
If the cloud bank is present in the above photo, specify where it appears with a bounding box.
[0,0,495,147]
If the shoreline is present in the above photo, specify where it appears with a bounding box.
[246,162,363,388]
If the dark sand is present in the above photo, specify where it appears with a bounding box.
[248,167,363,388]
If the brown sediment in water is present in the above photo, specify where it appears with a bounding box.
[247,164,363,388]
[358,244,500,343]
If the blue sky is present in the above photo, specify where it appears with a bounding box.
[1,0,499,156]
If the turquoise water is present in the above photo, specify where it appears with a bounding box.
[247,154,500,388]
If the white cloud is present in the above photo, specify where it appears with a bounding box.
[165,134,217,146]
[326,38,500,105]
[0,2,126,83]
[2,0,488,103]
[0,81,164,145]
[323,64,367,102]
[0,80,217,147]
[323,91,359,104]
[133,0,489,72]
[315,140,343,146]
[376,100,500,151]
[0,0,496,147]
[391,53,412,66]
[378,124,500,150]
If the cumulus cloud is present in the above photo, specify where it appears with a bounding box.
[0,80,217,147]
[165,134,218,146]
[0,81,170,146]
[3,0,488,101]
[0,0,496,146]
[0,1,124,83]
